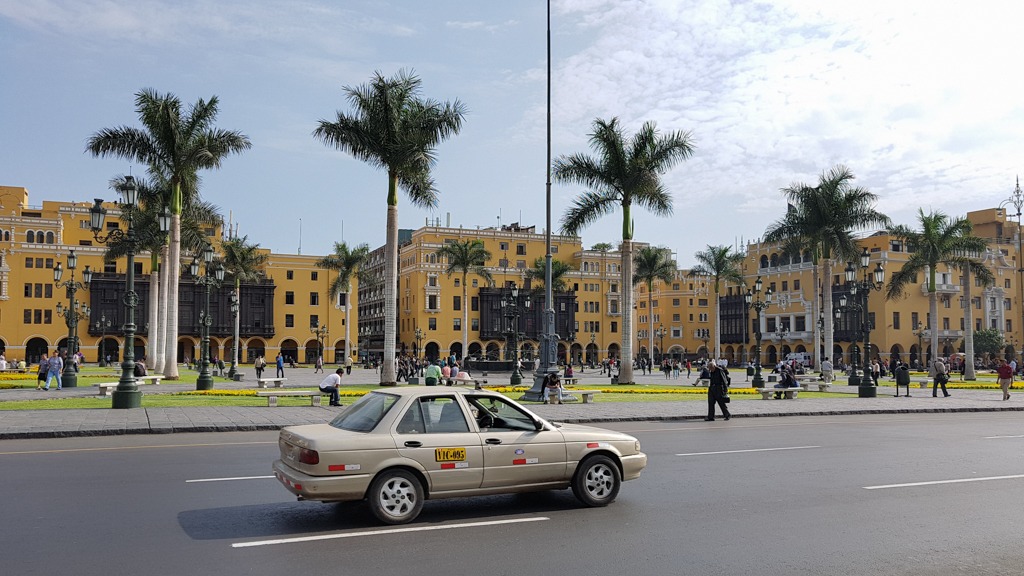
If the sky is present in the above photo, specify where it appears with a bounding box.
[3,0,1023,268]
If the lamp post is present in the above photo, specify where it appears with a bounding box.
[90,176,169,408]
[311,319,329,365]
[775,322,789,360]
[193,244,224,390]
[414,326,424,359]
[1000,178,1024,361]
[656,323,665,363]
[228,290,239,379]
[589,331,596,367]
[53,250,92,388]
[834,248,885,397]
[744,276,773,388]
[95,314,111,366]
[700,328,710,359]
[501,284,529,386]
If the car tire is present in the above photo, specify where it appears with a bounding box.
[367,469,424,525]
[571,454,620,507]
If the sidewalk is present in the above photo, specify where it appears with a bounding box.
[1,367,1020,439]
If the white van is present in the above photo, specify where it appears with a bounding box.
[785,352,812,367]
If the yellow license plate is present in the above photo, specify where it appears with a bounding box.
[435,447,466,462]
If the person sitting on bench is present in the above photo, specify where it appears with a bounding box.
[318,368,345,406]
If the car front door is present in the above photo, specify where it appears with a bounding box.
[392,395,483,493]
[466,395,567,488]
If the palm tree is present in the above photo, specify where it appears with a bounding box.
[633,246,676,361]
[315,242,370,368]
[314,69,466,385]
[555,117,695,383]
[221,236,269,376]
[525,257,572,292]
[886,209,992,378]
[763,165,890,371]
[435,240,493,362]
[87,88,250,381]
[688,245,745,361]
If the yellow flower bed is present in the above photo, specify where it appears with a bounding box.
[0,374,35,382]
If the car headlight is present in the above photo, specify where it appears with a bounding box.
[634,440,641,453]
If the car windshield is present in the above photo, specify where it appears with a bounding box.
[329,392,399,432]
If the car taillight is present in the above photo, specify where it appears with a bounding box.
[299,448,319,465]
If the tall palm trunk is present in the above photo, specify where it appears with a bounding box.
[619,239,634,383]
[713,286,722,361]
[148,263,159,371]
[461,272,469,361]
[823,259,835,369]
[344,290,352,364]
[963,268,976,380]
[811,266,820,369]
[380,199,398,385]
[233,279,241,369]
[155,245,169,374]
[648,283,654,363]
[928,289,939,377]
[164,216,181,379]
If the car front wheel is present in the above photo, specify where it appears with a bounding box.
[571,454,621,507]
[368,469,424,525]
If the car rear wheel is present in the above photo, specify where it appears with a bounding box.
[368,469,424,525]
[571,454,620,507]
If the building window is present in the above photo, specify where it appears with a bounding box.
[453,296,461,311]
[311,271,318,281]
[309,314,319,328]
[310,292,319,306]
[471,318,479,331]
[428,318,437,330]
[454,278,460,287]
[453,318,461,330]
[516,260,526,269]
[428,295,438,310]
[551,245,558,254]
[34,309,42,324]
[673,298,680,306]
[428,275,438,287]
[24,309,31,323]
[285,291,294,305]
[25,257,33,268]
[499,242,508,251]
[610,283,618,293]
[337,292,347,307]
[516,243,526,255]
[893,312,900,330]
[285,314,294,328]
[24,283,31,298]
[1006,279,1012,289]
[45,258,53,268]
[44,310,52,324]
[609,321,616,333]
[781,281,788,292]
[286,270,294,280]
[471,296,479,311]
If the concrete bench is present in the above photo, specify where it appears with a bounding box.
[97,382,119,396]
[562,377,579,386]
[760,387,800,400]
[571,389,602,404]
[255,390,331,407]
[448,376,488,389]
[136,375,162,385]
[799,382,831,392]
[694,378,710,387]
[256,377,287,388]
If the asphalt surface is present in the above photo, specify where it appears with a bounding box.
[1,366,1020,439]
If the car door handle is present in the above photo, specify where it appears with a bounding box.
[485,438,502,445]
[404,441,422,448]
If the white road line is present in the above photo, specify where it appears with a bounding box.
[864,474,1024,490]
[985,435,1024,439]
[676,445,820,457]
[232,517,550,548]
[186,475,274,483]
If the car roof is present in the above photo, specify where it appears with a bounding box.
[367,386,501,398]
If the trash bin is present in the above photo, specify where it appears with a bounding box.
[746,366,755,377]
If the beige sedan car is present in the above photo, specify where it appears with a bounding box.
[273,386,647,524]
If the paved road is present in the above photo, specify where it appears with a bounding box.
[4,415,1023,576]
[1,367,1021,439]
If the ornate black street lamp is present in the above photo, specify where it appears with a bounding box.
[414,326,424,359]
[744,276,772,388]
[90,176,169,408]
[589,331,596,366]
[228,290,239,379]
[502,284,529,385]
[95,313,111,366]
[54,250,92,388]
[913,320,926,369]
[834,248,885,397]
[699,328,710,359]
[656,323,666,363]
[1000,178,1024,361]
[192,244,224,390]
[311,319,329,364]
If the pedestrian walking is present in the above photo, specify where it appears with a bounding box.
[933,358,950,397]
[996,358,1013,401]
[704,361,731,421]
[35,357,47,390]
[314,355,324,374]
[275,352,285,378]
[871,358,880,386]
[254,355,265,379]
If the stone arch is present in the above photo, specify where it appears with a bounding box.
[770,253,779,267]
[25,336,49,365]
[468,342,483,359]
[485,342,500,360]
[759,255,769,269]
[246,338,267,363]
[26,230,35,243]
[46,231,55,244]
[607,342,621,361]
[425,341,440,361]
[449,341,463,360]
[304,338,320,363]
[766,344,779,365]
[279,339,299,365]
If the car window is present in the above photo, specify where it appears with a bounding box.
[466,395,538,431]
[329,392,399,432]
[396,396,470,434]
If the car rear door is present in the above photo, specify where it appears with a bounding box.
[392,395,483,492]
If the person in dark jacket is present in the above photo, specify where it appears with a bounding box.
[705,361,731,421]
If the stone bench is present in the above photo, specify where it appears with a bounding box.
[136,375,162,385]
[759,387,800,400]
[571,389,602,404]
[97,382,119,396]
[255,390,331,407]
[799,382,831,392]
[256,377,287,388]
